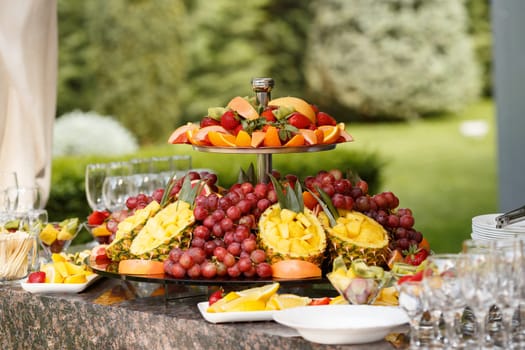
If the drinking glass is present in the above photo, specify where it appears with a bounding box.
[171,155,192,179]
[494,238,525,348]
[102,161,135,212]
[85,163,108,211]
[4,186,43,212]
[0,171,18,211]
[459,239,498,349]
[130,158,156,196]
[397,280,427,349]
[424,253,467,348]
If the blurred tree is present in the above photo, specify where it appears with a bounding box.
[57,1,95,116]
[85,0,188,144]
[305,0,481,120]
[465,0,492,96]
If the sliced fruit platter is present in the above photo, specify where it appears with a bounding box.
[86,167,431,296]
[168,96,353,148]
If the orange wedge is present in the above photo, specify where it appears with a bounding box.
[302,191,317,210]
[168,123,199,144]
[284,133,305,147]
[298,129,318,145]
[235,130,252,147]
[192,125,229,146]
[251,131,266,148]
[208,131,237,147]
[263,126,281,147]
[319,125,341,144]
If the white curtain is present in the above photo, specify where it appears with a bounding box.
[0,0,57,206]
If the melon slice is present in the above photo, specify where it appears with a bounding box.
[227,96,259,120]
[269,97,316,124]
[168,123,199,144]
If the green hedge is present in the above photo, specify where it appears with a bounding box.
[47,145,383,244]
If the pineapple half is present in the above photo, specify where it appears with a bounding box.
[106,201,161,262]
[319,209,390,269]
[258,176,327,266]
[128,176,201,261]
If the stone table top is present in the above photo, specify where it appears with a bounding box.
[0,277,401,350]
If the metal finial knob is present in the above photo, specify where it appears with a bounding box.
[251,78,274,107]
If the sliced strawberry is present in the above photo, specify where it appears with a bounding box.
[87,210,110,226]
[220,110,240,130]
[316,112,337,126]
[200,117,220,128]
[260,107,277,122]
[287,112,312,129]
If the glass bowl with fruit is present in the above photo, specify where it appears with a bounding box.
[38,218,81,259]
[327,257,392,305]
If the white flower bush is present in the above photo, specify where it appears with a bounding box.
[306,0,481,119]
[53,110,138,156]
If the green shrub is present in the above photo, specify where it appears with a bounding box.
[305,0,481,120]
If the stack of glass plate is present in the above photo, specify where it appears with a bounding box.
[471,213,525,241]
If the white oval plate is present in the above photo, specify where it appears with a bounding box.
[197,301,276,323]
[21,274,100,294]
[272,304,408,345]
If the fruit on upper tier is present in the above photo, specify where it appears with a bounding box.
[168,96,353,147]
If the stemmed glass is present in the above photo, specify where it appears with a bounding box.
[4,186,43,212]
[102,161,135,212]
[85,163,109,211]
[459,239,498,349]
[0,171,18,211]
[130,158,156,196]
[397,280,427,349]
[423,253,467,348]
[494,237,525,348]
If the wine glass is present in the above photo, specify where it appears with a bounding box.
[130,158,156,195]
[397,280,427,349]
[423,253,467,349]
[493,237,525,348]
[172,155,192,179]
[4,186,43,212]
[102,161,135,212]
[0,171,18,211]
[459,239,498,349]
[85,163,109,211]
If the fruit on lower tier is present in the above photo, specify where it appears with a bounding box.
[271,259,322,279]
[118,259,165,275]
[258,176,327,266]
[319,210,390,269]
[106,201,161,261]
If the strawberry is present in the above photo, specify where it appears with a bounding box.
[260,107,277,122]
[232,124,244,136]
[200,117,220,128]
[316,112,337,126]
[310,104,320,114]
[309,297,331,305]
[287,112,312,129]
[208,288,223,305]
[87,210,110,226]
[220,110,240,130]
[403,245,429,266]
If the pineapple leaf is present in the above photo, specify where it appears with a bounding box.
[177,175,203,207]
[237,163,256,185]
[308,188,338,227]
[269,174,304,213]
[160,174,177,207]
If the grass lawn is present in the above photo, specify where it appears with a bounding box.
[145,99,497,254]
[342,99,497,253]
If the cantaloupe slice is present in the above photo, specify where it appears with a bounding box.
[283,134,305,147]
[227,96,259,120]
[251,131,266,147]
[268,97,316,124]
[298,129,318,145]
[263,126,281,147]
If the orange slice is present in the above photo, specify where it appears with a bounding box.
[283,133,305,147]
[227,96,259,120]
[302,191,317,210]
[263,126,281,147]
[235,130,252,147]
[208,131,237,147]
[251,131,266,148]
[298,129,318,145]
[319,125,341,144]
[192,125,229,146]
[314,129,324,143]
[168,123,199,144]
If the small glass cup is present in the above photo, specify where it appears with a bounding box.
[4,186,43,212]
